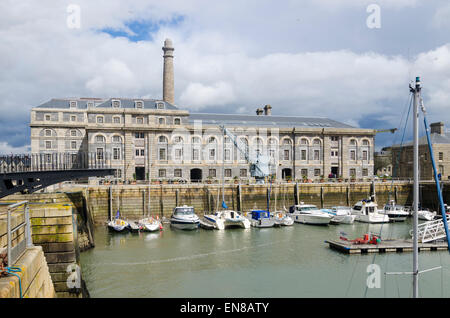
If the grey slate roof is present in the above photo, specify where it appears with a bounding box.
[392,133,450,148]
[189,113,355,129]
[35,98,178,110]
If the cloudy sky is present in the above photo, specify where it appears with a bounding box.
[1,0,450,153]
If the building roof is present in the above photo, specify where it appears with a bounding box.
[391,132,450,148]
[188,113,355,129]
[34,98,178,110]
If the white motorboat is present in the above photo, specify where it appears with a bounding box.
[418,210,436,221]
[288,203,332,225]
[351,199,389,223]
[204,210,250,230]
[322,206,356,224]
[169,205,200,230]
[271,210,294,226]
[380,200,409,222]
[139,217,163,232]
[244,210,275,228]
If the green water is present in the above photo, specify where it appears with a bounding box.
[80,219,450,298]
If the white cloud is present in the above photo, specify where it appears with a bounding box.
[179,82,236,110]
[0,142,30,155]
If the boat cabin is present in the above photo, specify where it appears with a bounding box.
[173,206,195,215]
[251,210,270,220]
[352,201,377,215]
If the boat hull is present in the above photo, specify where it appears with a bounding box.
[170,219,199,230]
[330,214,356,224]
[292,214,331,225]
[354,214,389,223]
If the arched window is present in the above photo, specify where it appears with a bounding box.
[173,136,184,144]
[192,136,201,144]
[300,138,309,145]
[282,138,293,145]
[313,139,321,146]
[158,117,165,125]
[158,136,168,143]
[95,135,105,143]
[349,139,357,146]
[268,137,278,145]
[112,135,122,143]
[362,139,370,146]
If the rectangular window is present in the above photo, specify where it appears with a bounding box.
[175,148,182,160]
[362,168,368,177]
[45,154,51,163]
[71,130,77,137]
[209,149,216,160]
[71,141,77,149]
[349,168,356,177]
[96,116,103,123]
[174,169,182,178]
[439,152,444,161]
[135,132,144,139]
[113,117,120,124]
[301,169,308,177]
[331,150,338,157]
[314,169,321,176]
[113,148,120,160]
[71,115,77,122]
[284,149,290,160]
[45,130,52,136]
[269,149,276,159]
[314,150,320,160]
[350,150,356,160]
[96,148,104,160]
[45,141,51,149]
[137,117,144,124]
[159,148,166,160]
[331,136,339,141]
[209,169,216,178]
[158,169,166,177]
[45,114,51,121]
[192,149,199,161]
[362,150,368,160]
[140,149,145,156]
[225,169,232,177]
[240,169,247,177]
[224,149,231,160]
[301,149,307,160]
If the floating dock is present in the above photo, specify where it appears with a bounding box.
[325,239,449,254]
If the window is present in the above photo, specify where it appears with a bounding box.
[362,140,369,146]
[112,100,120,108]
[331,136,339,141]
[209,169,216,178]
[192,149,200,161]
[45,141,51,149]
[283,138,292,145]
[284,150,290,160]
[174,136,183,143]
[158,136,167,143]
[45,129,52,137]
[115,169,122,178]
[268,138,277,145]
[208,136,217,144]
[113,116,121,124]
[70,101,77,108]
[157,102,165,109]
[350,150,356,160]
[301,169,308,177]
[71,130,77,137]
[225,169,232,177]
[224,149,231,160]
[96,148,104,160]
[159,148,166,160]
[71,115,77,122]
[45,114,51,121]
[113,148,120,160]
[331,150,338,157]
[301,149,307,160]
[349,168,356,177]
[71,141,77,149]
[300,138,308,145]
[192,136,201,144]
[175,149,182,160]
[224,137,231,144]
[269,149,276,159]
[112,135,122,143]
[135,132,144,139]
[174,118,181,125]
[240,169,247,177]
[314,169,321,176]
[45,154,52,163]
[174,169,182,178]
[209,149,216,160]
[87,102,94,108]
[314,150,320,160]
[313,139,321,146]
[135,148,145,157]
[136,117,144,124]
[439,152,444,161]
[135,101,143,108]
[362,168,368,177]
[350,139,357,146]
[96,116,104,124]
[95,135,105,143]
[362,150,368,160]
[159,169,166,177]
[159,117,165,125]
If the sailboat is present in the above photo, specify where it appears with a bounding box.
[107,210,129,232]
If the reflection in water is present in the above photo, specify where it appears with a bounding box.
[81,219,450,298]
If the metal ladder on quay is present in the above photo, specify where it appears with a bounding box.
[411,215,450,243]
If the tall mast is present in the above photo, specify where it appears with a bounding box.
[410,76,421,298]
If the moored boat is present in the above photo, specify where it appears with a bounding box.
[107,211,129,232]
[351,199,389,223]
[271,210,294,226]
[246,210,275,228]
[322,206,356,224]
[170,205,200,230]
[418,210,436,221]
[139,217,163,232]
[288,203,332,225]
[127,220,142,232]
[204,210,251,229]
[380,200,409,222]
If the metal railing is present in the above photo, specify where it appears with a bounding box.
[1,201,32,267]
[0,152,112,173]
[412,215,450,243]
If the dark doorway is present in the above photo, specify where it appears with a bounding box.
[135,167,145,180]
[331,167,339,178]
[282,168,292,180]
[190,168,202,182]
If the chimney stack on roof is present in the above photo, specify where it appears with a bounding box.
[256,108,264,116]
[264,104,272,116]
[430,122,445,135]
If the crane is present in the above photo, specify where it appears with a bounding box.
[219,125,271,184]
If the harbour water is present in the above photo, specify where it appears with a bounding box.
[81,219,450,298]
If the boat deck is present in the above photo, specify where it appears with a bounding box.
[325,239,449,254]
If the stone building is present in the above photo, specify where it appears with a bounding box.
[30,39,376,182]
[390,122,450,180]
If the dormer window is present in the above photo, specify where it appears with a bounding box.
[45,114,51,121]
[112,100,120,108]
[135,101,144,108]
[174,118,181,125]
[69,101,77,108]
[157,102,165,109]
[87,102,94,108]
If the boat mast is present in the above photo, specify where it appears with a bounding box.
[410,76,421,298]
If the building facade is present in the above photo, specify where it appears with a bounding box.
[30,39,376,182]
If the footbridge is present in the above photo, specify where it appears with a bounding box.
[0,152,116,199]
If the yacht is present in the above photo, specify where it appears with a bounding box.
[351,199,389,223]
[288,203,332,225]
[271,210,294,226]
[245,210,275,228]
[204,210,251,230]
[380,200,409,222]
[139,217,163,232]
[169,205,200,230]
[322,206,356,224]
[418,210,436,221]
[107,210,129,232]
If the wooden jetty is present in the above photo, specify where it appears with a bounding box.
[325,239,449,254]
